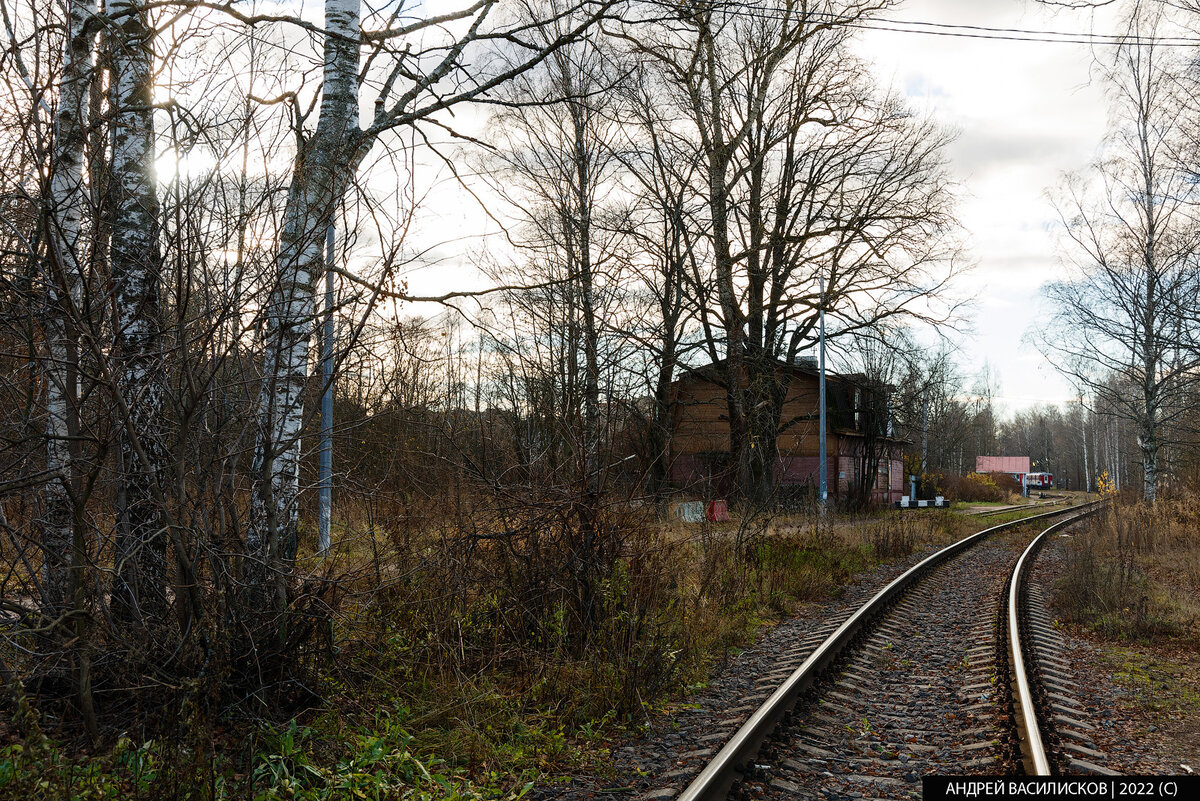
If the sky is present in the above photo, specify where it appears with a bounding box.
[397,0,1130,417]
[855,0,1116,412]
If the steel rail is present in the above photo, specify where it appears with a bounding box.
[676,499,1102,801]
[966,502,1030,517]
[1007,503,1103,776]
[973,497,1067,518]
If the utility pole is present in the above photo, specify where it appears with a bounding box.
[318,224,334,554]
[819,273,828,511]
[921,392,928,474]
[1079,394,1090,493]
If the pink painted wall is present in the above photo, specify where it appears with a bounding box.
[976,455,1030,474]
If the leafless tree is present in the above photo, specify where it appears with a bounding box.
[479,1,626,495]
[1043,1,1200,501]
[840,329,904,507]
[243,0,620,617]
[613,60,706,499]
[37,0,93,624]
[614,0,963,501]
[889,347,999,480]
[106,0,175,625]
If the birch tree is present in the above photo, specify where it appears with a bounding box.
[104,0,172,622]
[40,0,93,617]
[246,0,617,610]
[1044,2,1200,502]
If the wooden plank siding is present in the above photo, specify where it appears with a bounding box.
[667,362,906,502]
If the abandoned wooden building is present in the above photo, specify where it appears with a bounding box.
[668,359,906,504]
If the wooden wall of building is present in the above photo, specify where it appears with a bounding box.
[667,365,905,502]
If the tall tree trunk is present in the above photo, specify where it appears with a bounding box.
[41,0,94,617]
[697,23,747,499]
[1080,400,1091,493]
[570,100,600,494]
[1139,81,1160,504]
[1140,413,1158,502]
[248,0,362,610]
[647,340,676,499]
[109,0,168,624]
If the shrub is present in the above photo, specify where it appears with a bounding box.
[941,472,1006,503]
[865,516,917,559]
[2,484,934,793]
[1053,500,1200,645]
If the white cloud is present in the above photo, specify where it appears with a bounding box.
[856,0,1114,410]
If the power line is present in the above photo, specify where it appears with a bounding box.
[707,1,1200,47]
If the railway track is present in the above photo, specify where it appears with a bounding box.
[669,500,1102,801]
[1010,512,1118,778]
[966,497,1067,518]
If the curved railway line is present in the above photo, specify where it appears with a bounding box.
[1009,516,1119,778]
[664,499,1104,801]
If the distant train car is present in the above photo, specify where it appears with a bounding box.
[1025,472,1054,489]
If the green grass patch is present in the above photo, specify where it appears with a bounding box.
[1097,645,1200,717]
[0,709,526,800]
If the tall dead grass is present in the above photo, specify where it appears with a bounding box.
[321,491,932,763]
[1054,499,1200,645]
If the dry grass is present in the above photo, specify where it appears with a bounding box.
[1054,498,1200,646]
[2,492,1055,794]
[293,497,986,781]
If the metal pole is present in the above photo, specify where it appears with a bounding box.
[818,273,827,510]
[921,392,928,474]
[318,223,334,554]
[1080,395,1090,493]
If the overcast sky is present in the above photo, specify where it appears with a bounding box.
[856,0,1118,412]
[400,0,1129,416]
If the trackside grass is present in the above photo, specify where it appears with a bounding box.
[0,503,1035,798]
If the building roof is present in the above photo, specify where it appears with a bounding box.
[673,356,869,388]
[976,455,1031,474]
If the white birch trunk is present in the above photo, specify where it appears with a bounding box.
[1140,400,1159,502]
[108,0,168,622]
[41,0,94,615]
[1113,421,1118,489]
[1080,401,1090,493]
[248,0,361,605]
